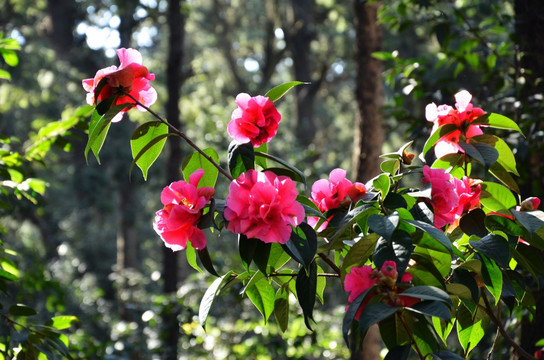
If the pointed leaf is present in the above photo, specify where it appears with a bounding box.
[399,286,452,304]
[264,81,306,102]
[470,234,510,267]
[296,261,317,330]
[9,304,37,317]
[199,271,234,329]
[405,219,452,254]
[359,302,399,338]
[472,113,523,134]
[228,141,254,178]
[274,288,289,332]
[182,148,220,189]
[255,151,306,185]
[239,234,258,271]
[340,233,380,281]
[46,316,78,330]
[479,182,517,215]
[246,277,275,323]
[423,124,458,156]
[407,301,451,320]
[130,121,169,180]
[197,247,219,276]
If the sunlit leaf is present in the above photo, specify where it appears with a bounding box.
[130,121,169,180]
[264,81,306,102]
[199,271,233,329]
[246,277,275,323]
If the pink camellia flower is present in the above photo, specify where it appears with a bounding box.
[307,168,367,231]
[224,170,305,244]
[425,90,485,158]
[344,261,413,320]
[422,166,459,228]
[153,169,215,251]
[422,166,481,228]
[227,93,281,147]
[82,48,157,122]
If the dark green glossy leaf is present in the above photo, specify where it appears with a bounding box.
[485,214,524,237]
[407,301,451,320]
[460,208,488,237]
[405,219,452,254]
[359,302,399,339]
[432,350,466,360]
[253,241,272,275]
[296,261,317,330]
[369,213,399,240]
[471,134,518,175]
[255,151,306,186]
[130,121,169,180]
[283,222,317,268]
[197,247,219,277]
[400,286,452,305]
[340,233,380,281]
[470,234,510,267]
[384,345,411,360]
[9,304,37,316]
[239,234,258,271]
[228,141,254,179]
[512,210,544,238]
[343,286,374,345]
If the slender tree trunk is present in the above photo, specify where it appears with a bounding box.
[161,1,186,359]
[350,1,383,359]
[351,0,384,183]
[286,0,318,146]
[515,1,544,357]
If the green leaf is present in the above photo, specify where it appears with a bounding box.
[458,142,499,170]
[512,210,544,238]
[199,271,234,329]
[459,208,488,238]
[182,148,220,189]
[471,134,518,176]
[255,151,306,185]
[1,50,18,67]
[359,302,399,338]
[340,233,380,281]
[297,195,327,220]
[489,162,520,193]
[296,261,317,330]
[343,286,375,345]
[373,230,413,276]
[405,219,452,254]
[329,204,379,247]
[264,81,306,102]
[9,304,37,317]
[282,222,317,268]
[406,301,451,320]
[485,214,524,237]
[239,234,258,271]
[432,153,469,178]
[399,286,452,305]
[254,143,268,169]
[0,69,11,80]
[316,265,326,304]
[368,213,399,240]
[423,124,458,157]
[197,247,219,277]
[228,141,254,179]
[470,234,510,267]
[479,254,503,304]
[253,241,272,274]
[274,288,289,332]
[479,182,517,215]
[85,104,129,163]
[380,159,400,175]
[46,316,78,330]
[457,301,489,356]
[487,54,497,69]
[246,277,275,323]
[472,113,523,134]
[130,121,168,180]
[185,242,204,274]
[373,173,391,200]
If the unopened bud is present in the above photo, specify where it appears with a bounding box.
[521,197,541,211]
[402,150,416,165]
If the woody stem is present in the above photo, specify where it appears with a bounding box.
[123,92,234,182]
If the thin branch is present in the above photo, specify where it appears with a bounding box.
[122,92,234,182]
[398,310,425,359]
[267,272,339,278]
[480,291,536,360]
[317,252,341,275]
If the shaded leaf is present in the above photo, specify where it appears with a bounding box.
[296,261,317,330]
[228,141,254,179]
[199,271,234,329]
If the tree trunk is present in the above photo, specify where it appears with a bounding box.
[161,1,186,359]
[351,0,384,183]
[286,0,319,146]
[350,1,383,359]
[515,1,544,357]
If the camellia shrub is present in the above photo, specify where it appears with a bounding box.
[82,48,544,359]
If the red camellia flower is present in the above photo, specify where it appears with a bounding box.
[153,169,215,251]
[344,261,413,320]
[425,90,485,159]
[307,168,366,231]
[227,93,281,147]
[82,48,157,122]
[224,170,305,244]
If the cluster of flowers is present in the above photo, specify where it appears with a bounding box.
[82,48,540,322]
[344,261,415,320]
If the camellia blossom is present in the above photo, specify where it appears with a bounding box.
[153,169,215,251]
[425,90,485,158]
[227,93,281,147]
[224,170,304,244]
[307,168,367,231]
[422,166,481,228]
[82,48,157,122]
[344,261,413,320]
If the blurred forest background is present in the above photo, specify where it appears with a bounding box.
[1,0,543,359]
